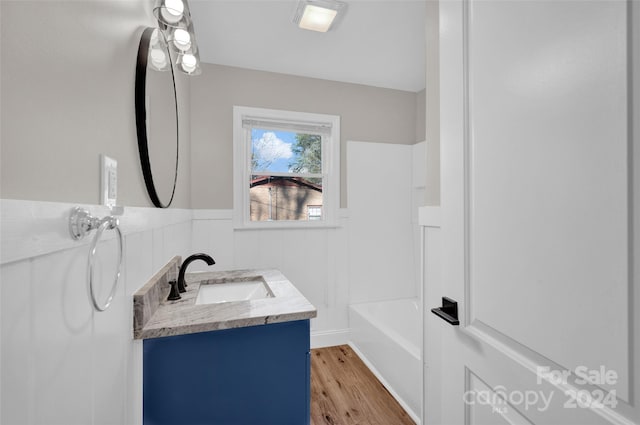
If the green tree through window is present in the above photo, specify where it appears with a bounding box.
[289,134,322,173]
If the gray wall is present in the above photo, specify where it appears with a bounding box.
[190,63,423,209]
[425,0,440,205]
[0,0,191,208]
[0,1,434,210]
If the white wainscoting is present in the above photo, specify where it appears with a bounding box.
[0,199,193,425]
[189,141,425,346]
[0,141,425,423]
[190,209,351,345]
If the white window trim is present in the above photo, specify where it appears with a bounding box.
[233,106,340,229]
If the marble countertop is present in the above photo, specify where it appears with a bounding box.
[133,264,317,340]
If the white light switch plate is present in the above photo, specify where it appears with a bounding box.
[101,155,117,207]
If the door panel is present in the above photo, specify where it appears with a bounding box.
[466,370,532,425]
[437,0,639,424]
[468,0,629,400]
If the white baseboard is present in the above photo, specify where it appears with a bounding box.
[310,328,350,349]
[348,342,422,425]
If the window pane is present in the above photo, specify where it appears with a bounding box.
[251,128,322,174]
[307,205,322,220]
[249,175,323,221]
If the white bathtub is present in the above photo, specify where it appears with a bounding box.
[349,298,421,423]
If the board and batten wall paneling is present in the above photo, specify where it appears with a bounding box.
[190,211,350,340]
[0,200,193,425]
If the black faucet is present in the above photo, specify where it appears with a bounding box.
[177,253,215,293]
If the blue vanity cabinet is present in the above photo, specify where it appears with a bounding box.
[143,319,311,425]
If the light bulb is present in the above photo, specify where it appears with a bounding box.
[172,28,191,51]
[150,48,168,70]
[181,53,197,73]
[150,29,159,47]
[160,0,184,24]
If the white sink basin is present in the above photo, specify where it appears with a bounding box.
[195,280,274,305]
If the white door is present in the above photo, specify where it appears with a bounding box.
[433,0,640,424]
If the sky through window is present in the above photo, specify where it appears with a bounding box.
[251,128,321,174]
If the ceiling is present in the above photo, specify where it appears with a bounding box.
[189,0,426,92]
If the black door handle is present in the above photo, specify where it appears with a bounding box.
[431,297,459,325]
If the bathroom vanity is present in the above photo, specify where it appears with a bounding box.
[133,258,317,425]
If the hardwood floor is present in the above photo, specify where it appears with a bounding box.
[310,345,415,425]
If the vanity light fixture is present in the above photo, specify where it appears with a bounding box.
[153,0,188,27]
[293,0,347,33]
[168,27,192,52]
[177,52,201,75]
[149,28,171,71]
[152,0,202,76]
[177,21,201,75]
[150,48,169,71]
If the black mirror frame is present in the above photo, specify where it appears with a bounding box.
[135,26,179,208]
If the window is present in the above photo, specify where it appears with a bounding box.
[307,205,322,220]
[233,106,340,228]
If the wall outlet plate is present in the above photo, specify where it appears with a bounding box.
[101,154,117,207]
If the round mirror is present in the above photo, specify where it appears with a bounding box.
[135,27,179,208]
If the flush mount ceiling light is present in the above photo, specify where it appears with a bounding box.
[293,0,347,33]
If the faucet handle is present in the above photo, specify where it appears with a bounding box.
[167,280,181,301]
